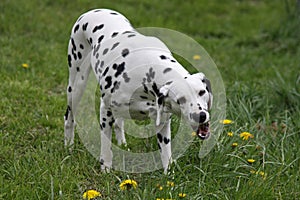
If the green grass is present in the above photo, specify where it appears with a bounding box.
[1,0,300,199]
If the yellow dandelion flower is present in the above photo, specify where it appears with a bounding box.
[178,193,187,198]
[240,132,254,140]
[22,63,29,68]
[166,181,174,187]
[156,199,175,200]
[260,171,267,180]
[191,132,197,136]
[193,54,201,60]
[227,132,234,137]
[119,179,138,190]
[232,142,238,147]
[259,171,265,176]
[250,170,267,179]
[220,119,233,125]
[156,184,163,190]
[247,159,255,164]
[82,189,101,200]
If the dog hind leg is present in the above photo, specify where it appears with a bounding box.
[64,33,92,147]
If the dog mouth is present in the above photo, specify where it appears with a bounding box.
[196,122,210,140]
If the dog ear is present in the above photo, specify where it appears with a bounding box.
[203,77,213,110]
[156,84,171,126]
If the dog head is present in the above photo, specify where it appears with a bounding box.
[157,72,212,139]
[184,73,212,139]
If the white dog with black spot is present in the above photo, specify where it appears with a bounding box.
[64,9,213,173]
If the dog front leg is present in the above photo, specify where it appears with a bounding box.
[156,114,172,174]
[99,101,114,172]
[114,118,126,146]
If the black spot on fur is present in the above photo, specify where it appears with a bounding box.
[64,105,71,120]
[98,35,104,43]
[146,68,155,82]
[68,55,72,68]
[143,84,148,94]
[165,81,173,85]
[122,72,130,82]
[140,111,146,115]
[164,137,170,144]
[102,67,109,77]
[68,86,72,93]
[114,62,125,77]
[71,49,77,60]
[76,67,80,72]
[92,24,104,33]
[128,34,136,38]
[94,60,100,73]
[107,111,112,117]
[122,30,133,34]
[110,12,118,15]
[77,15,84,22]
[177,96,187,104]
[93,44,101,56]
[170,59,176,63]
[122,48,129,57]
[100,61,104,68]
[71,38,76,51]
[82,23,88,31]
[77,52,82,59]
[79,44,84,49]
[103,48,109,55]
[199,90,206,96]
[163,68,172,74]
[74,24,80,33]
[152,82,161,96]
[89,38,93,45]
[111,81,120,93]
[109,119,115,127]
[104,76,112,89]
[140,96,148,99]
[157,95,164,105]
[111,42,120,50]
[102,122,106,128]
[111,32,118,37]
[157,133,163,143]
[160,55,167,60]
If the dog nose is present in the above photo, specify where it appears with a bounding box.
[199,111,207,123]
[190,111,209,123]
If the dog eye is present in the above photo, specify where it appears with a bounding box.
[199,90,206,96]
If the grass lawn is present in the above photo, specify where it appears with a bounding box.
[1,0,299,199]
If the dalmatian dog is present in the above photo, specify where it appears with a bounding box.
[64,9,213,173]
